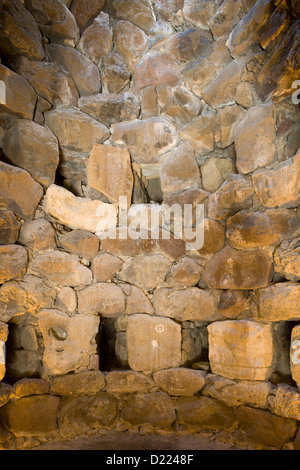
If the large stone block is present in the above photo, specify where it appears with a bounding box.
[203,246,272,290]
[107,0,155,33]
[117,254,172,291]
[114,20,148,71]
[126,314,182,372]
[77,282,125,316]
[77,12,112,63]
[106,370,155,394]
[207,320,282,381]
[102,52,131,94]
[180,111,216,155]
[274,238,300,282]
[121,392,176,428]
[59,230,99,260]
[0,245,28,284]
[252,283,300,322]
[18,219,57,251]
[0,210,20,245]
[132,52,180,94]
[0,65,36,120]
[71,0,106,32]
[153,368,206,396]
[50,371,105,396]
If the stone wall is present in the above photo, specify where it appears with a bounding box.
[0,0,300,450]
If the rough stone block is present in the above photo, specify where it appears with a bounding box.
[121,392,176,428]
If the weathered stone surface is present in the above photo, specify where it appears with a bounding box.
[252,283,300,322]
[124,285,154,315]
[102,52,131,94]
[114,20,148,71]
[217,290,249,319]
[183,42,232,98]
[71,0,106,32]
[203,246,272,290]
[0,245,28,284]
[30,251,92,287]
[0,395,60,437]
[18,219,56,251]
[45,44,101,96]
[153,368,206,396]
[126,314,182,372]
[236,81,253,108]
[0,275,56,323]
[14,378,50,397]
[50,371,105,396]
[216,105,246,149]
[133,52,180,94]
[44,184,117,233]
[209,0,257,41]
[197,219,225,256]
[274,238,300,282]
[291,324,300,391]
[0,321,8,343]
[207,175,254,220]
[170,257,204,286]
[77,282,125,316]
[252,150,300,208]
[121,392,175,428]
[180,111,216,155]
[269,384,300,421]
[111,117,179,164]
[182,0,219,30]
[159,142,201,194]
[25,0,79,44]
[166,29,212,63]
[0,383,13,407]
[234,101,276,174]
[79,92,139,126]
[158,85,202,127]
[0,65,36,120]
[100,227,156,257]
[107,0,155,33]
[226,209,299,250]
[55,286,77,314]
[176,396,235,431]
[0,0,45,60]
[91,253,123,282]
[208,320,280,381]
[37,309,99,378]
[87,144,133,208]
[236,405,297,449]
[203,374,271,408]
[226,0,273,57]
[45,108,109,153]
[77,12,112,63]
[3,119,59,187]
[153,287,219,322]
[200,158,236,193]
[117,254,172,291]
[106,371,155,394]
[0,210,20,245]
[59,393,118,438]
[14,56,78,107]
[59,230,99,260]
[153,0,183,20]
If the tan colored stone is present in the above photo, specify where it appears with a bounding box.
[0,0,45,60]
[123,284,154,315]
[140,86,159,119]
[274,238,300,281]
[45,44,101,96]
[14,378,49,397]
[198,219,225,256]
[25,0,79,44]
[207,174,254,220]
[117,254,172,291]
[234,101,276,174]
[170,257,203,286]
[166,29,212,63]
[87,144,133,208]
[176,396,235,431]
[180,111,216,155]
[163,188,208,208]
[77,12,112,63]
[200,158,236,193]
[111,117,179,164]
[102,52,131,94]
[37,309,99,378]
[182,0,219,30]
[30,250,92,287]
[252,282,300,322]
[0,383,13,407]
[154,0,183,20]
[158,85,202,127]
[121,392,175,428]
[14,56,78,107]
[106,371,154,394]
[44,184,117,233]
[18,219,56,251]
[269,384,300,420]
[107,0,155,33]
[100,227,156,256]
[0,245,28,284]
[91,253,123,282]
[216,105,246,148]
[226,209,298,250]
[114,20,148,71]
[203,374,271,408]
[55,287,77,314]
[252,150,300,208]
[208,0,257,41]
[217,290,249,319]
[153,368,206,396]
[126,314,182,372]
[203,246,272,290]
[208,320,281,381]
[159,141,201,194]
[71,0,106,32]
[77,282,125,316]
[45,108,109,153]
[0,64,36,120]
[236,81,253,108]
[132,52,180,94]
[153,287,219,322]
[0,210,20,245]
[59,230,99,260]
[50,371,105,396]
[3,119,59,187]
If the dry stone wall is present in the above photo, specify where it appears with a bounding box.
[0,0,300,450]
